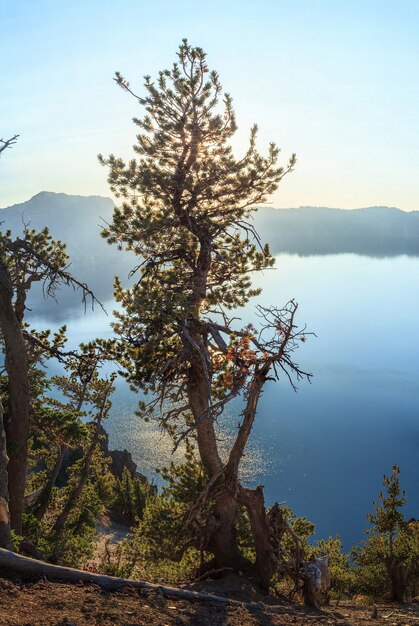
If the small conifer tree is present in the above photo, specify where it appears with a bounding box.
[353,466,418,602]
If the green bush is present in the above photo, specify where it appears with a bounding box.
[110,468,150,523]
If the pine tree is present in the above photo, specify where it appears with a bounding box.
[0,223,97,534]
[51,364,116,536]
[353,466,419,602]
[0,134,19,546]
[100,40,311,589]
[367,465,407,557]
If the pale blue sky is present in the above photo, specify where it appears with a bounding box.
[1,0,418,210]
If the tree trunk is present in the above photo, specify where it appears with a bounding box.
[389,559,406,602]
[0,260,30,535]
[33,444,66,521]
[52,428,99,535]
[186,326,278,581]
[208,493,250,572]
[0,401,12,549]
[239,486,277,591]
[186,328,246,572]
[302,573,321,608]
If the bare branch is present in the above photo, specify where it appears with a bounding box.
[0,134,19,157]
[0,234,105,313]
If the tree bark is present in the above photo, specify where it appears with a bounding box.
[0,260,30,535]
[0,401,12,549]
[239,486,276,591]
[389,558,406,602]
[302,573,321,608]
[186,324,247,572]
[208,493,250,572]
[187,348,221,476]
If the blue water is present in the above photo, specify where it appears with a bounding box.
[32,253,419,548]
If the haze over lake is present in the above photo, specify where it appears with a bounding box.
[29,251,419,549]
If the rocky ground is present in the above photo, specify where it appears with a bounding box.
[0,576,418,626]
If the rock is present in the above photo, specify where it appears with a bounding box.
[61,423,148,481]
[97,424,148,482]
[108,448,138,479]
[41,422,150,491]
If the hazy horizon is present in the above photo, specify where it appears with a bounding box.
[1,189,417,214]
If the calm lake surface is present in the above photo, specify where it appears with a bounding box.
[31,253,419,548]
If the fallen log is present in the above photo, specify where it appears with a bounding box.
[0,549,322,615]
[0,548,241,605]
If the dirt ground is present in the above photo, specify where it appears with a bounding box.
[0,576,418,626]
[85,515,132,572]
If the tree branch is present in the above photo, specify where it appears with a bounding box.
[0,135,19,156]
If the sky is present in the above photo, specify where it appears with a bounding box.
[1,0,418,210]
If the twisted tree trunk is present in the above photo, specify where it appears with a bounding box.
[187,340,247,571]
[187,318,278,584]
[0,260,30,535]
[0,401,12,549]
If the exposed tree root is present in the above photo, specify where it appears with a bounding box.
[193,566,235,582]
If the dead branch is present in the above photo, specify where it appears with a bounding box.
[0,135,19,156]
[193,566,234,582]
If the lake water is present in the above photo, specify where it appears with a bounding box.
[31,253,419,548]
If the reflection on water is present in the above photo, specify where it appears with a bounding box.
[29,254,419,548]
[99,386,269,488]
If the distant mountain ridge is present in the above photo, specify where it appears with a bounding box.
[255,205,419,256]
[0,191,116,264]
[0,192,133,314]
[2,192,418,259]
[1,192,418,315]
